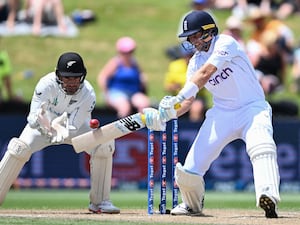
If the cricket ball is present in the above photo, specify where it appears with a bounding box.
[90,119,100,129]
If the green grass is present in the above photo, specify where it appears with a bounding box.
[2,0,300,108]
[0,189,299,224]
[3,189,300,210]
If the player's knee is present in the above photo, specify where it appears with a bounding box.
[91,140,115,158]
[247,142,277,162]
[7,138,32,163]
[175,163,204,190]
[246,126,276,160]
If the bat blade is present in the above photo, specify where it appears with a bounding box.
[72,112,146,153]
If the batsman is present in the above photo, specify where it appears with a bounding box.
[0,52,120,214]
[143,11,280,218]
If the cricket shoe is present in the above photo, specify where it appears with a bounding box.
[89,200,120,214]
[170,203,203,216]
[259,194,278,218]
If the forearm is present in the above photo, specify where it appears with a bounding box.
[177,97,194,117]
[178,63,216,100]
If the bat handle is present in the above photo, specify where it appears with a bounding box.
[141,114,146,124]
[174,103,181,109]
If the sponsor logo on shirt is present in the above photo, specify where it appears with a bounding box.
[69,99,78,105]
[208,67,233,86]
[215,50,229,56]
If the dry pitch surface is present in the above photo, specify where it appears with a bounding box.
[0,209,300,225]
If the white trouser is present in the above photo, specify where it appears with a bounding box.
[183,101,280,205]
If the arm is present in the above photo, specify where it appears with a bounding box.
[176,63,216,111]
[158,63,216,122]
[97,58,117,96]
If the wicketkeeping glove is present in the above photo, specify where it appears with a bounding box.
[142,108,166,131]
[28,102,52,138]
[50,112,69,144]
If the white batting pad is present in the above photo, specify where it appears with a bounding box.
[89,141,115,205]
[175,163,205,212]
[0,138,31,204]
[251,149,280,206]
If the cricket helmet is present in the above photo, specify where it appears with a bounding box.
[55,52,87,95]
[55,52,87,83]
[178,10,218,38]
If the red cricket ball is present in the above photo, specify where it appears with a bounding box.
[90,119,100,129]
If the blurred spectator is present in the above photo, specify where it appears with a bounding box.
[231,0,300,20]
[268,0,300,19]
[251,31,286,95]
[97,36,150,118]
[214,0,236,10]
[164,46,208,122]
[1,0,21,30]
[23,0,67,35]
[0,49,22,103]
[246,6,294,64]
[232,0,272,19]
[222,15,246,50]
[0,1,9,23]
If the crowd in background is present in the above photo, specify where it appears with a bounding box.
[1,0,300,119]
[0,0,66,35]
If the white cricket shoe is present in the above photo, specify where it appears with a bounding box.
[170,203,202,216]
[259,194,278,218]
[89,200,120,214]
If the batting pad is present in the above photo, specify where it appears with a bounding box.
[248,143,280,206]
[0,138,32,204]
[175,163,205,212]
[89,141,114,205]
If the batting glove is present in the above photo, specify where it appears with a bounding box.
[158,95,183,122]
[142,108,166,131]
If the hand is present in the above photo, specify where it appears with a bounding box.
[158,95,182,122]
[142,108,166,131]
[51,112,69,144]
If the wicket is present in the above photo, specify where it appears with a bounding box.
[147,119,179,215]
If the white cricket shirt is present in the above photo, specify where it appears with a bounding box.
[28,72,96,130]
[187,34,265,109]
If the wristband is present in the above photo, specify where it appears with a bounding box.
[178,81,199,99]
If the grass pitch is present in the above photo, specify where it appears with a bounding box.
[0,189,299,225]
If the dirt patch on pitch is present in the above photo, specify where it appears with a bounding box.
[0,209,299,224]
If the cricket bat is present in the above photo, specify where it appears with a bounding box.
[71,112,146,153]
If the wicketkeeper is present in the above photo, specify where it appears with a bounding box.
[0,52,120,214]
[143,10,280,218]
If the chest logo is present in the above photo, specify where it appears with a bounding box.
[209,67,233,86]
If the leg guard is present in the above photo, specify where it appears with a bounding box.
[0,138,32,204]
[247,143,280,206]
[175,163,205,213]
[89,140,115,205]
